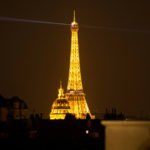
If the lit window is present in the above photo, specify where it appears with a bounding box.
[86,130,89,134]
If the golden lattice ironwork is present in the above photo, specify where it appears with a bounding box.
[67,11,83,91]
[50,11,95,119]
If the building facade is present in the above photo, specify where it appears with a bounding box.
[0,95,28,121]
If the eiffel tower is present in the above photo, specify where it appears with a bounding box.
[50,11,95,119]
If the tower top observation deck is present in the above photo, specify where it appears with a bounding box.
[71,10,79,30]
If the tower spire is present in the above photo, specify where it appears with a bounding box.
[60,80,62,89]
[58,81,64,99]
[67,11,83,91]
[73,10,76,22]
[65,12,94,119]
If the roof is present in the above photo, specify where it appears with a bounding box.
[0,95,28,109]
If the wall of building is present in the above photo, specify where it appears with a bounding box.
[0,107,8,122]
[102,121,150,150]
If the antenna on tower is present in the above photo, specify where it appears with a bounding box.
[60,80,62,88]
[73,10,76,22]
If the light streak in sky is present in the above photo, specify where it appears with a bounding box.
[0,16,150,34]
[80,25,150,34]
[0,17,70,26]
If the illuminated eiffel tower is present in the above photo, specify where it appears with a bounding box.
[50,11,95,119]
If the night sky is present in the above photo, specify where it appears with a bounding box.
[0,0,150,119]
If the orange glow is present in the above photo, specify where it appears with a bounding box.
[50,11,95,120]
